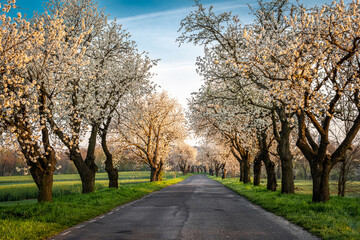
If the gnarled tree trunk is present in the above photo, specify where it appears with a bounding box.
[338,161,346,196]
[221,163,227,179]
[27,148,57,202]
[150,159,164,182]
[17,95,57,202]
[69,125,98,193]
[273,107,294,194]
[310,160,332,202]
[101,131,118,188]
[242,150,251,183]
[253,153,262,186]
[155,159,164,181]
[99,117,118,188]
[257,130,277,191]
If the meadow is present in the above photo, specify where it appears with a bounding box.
[0,173,188,240]
[211,176,360,240]
[0,171,181,202]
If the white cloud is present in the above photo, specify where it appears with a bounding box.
[116,1,250,24]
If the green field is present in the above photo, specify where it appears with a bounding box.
[0,174,188,240]
[212,176,360,240]
[257,179,360,198]
[0,171,181,202]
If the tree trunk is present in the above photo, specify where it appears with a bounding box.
[215,167,220,177]
[258,130,277,191]
[264,160,277,191]
[80,170,96,193]
[30,161,55,202]
[101,132,118,188]
[253,154,262,186]
[338,161,346,196]
[242,151,251,183]
[37,173,53,202]
[150,167,158,182]
[150,160,164,182]
[180,165,187,175]
[311,162,331,202]
[221,163,227,179]
[277,118,295,194]
[276,159,281,179]
[70,151,97,193]
[22,93,57,202]
[221,169,227,179]
[155,160,164,181]
[239,160,244,182]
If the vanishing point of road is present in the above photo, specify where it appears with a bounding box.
[51,175,318,240]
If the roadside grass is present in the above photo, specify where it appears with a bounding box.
[0,175,188,240]
[210,176,360,240]
[0,171,181,201]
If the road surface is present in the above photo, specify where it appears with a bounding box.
[51,175,318,240]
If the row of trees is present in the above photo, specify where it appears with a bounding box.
[0,0,190,202]
[179,0,360,202]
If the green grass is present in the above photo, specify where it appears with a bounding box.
[291,180,360,198]
[0,171,175,185]
[211,176,360,240]
[0,175,188,240]
[0,171,181,202]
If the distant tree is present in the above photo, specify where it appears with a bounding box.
[169,142,197,175]
[116,92,187,181]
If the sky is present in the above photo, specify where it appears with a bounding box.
[14,0,349,145]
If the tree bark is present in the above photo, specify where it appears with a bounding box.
[155,159,164,181]
[253,154,262,186]
[239,160,244,182]
[150,159,164,182]
[257,130,277,191]
[274,107,295,194]
[311,160,331,202]
[29,152,56,202]
[180,164,187,175]
[101,132,118,188]
[69,125,98,193]
[215,165,220,177]
[242,151,251,183]
[71,149,96,193]
[16,94,57,202]
[221,163,227,179]
[338,161,346,196]
[150,167,158,182]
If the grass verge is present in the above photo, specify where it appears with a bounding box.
[0,175,188,240]
[209,176,360,240]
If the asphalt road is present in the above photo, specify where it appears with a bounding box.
[51,175,318,240]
